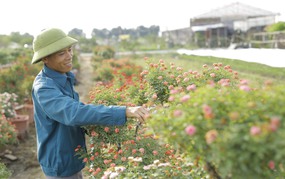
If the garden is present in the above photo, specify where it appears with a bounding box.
[1,45,285,178]
[75,53,285,179]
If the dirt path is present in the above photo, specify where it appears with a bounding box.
[74,53,94,103]
[3,53,94,179]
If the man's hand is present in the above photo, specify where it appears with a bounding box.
[126,106,149,124]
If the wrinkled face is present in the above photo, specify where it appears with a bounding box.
[42,46,74,74]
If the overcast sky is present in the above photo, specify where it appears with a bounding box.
[1,0,284,37]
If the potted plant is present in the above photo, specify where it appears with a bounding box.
[0,92,29,139]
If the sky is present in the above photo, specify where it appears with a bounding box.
[1,0,284,37]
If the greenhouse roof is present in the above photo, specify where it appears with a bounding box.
[193,2,278,19]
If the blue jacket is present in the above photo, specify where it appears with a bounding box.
[32,65,126,177]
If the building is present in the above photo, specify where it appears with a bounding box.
[161,27,192,47]
[161,2,279,48]
[190,2,279,48]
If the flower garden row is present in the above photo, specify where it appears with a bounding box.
[77,57,285,179]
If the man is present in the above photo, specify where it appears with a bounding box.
[31,28,149,179]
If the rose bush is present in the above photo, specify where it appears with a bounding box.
[141,58,239,106]
[149,78,285,178]
[77,59,208,178]
[140,58,285,178]
[79,57,285,178]
[76,119,204,178]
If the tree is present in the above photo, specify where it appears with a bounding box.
[9,32,22,44]
[68,28,86,38]
[0,35,10,48]
[266,22,285,32]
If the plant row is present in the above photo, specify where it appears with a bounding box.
[74,56,285,178]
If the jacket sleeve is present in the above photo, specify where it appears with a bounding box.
[33,79,126,126]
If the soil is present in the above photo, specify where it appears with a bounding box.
[1,54,94,179]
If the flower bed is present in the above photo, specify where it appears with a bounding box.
[76,120,203,178]
[78,59,207,178]
[78,57,285,178]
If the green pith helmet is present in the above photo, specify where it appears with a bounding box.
[31,28,78,64]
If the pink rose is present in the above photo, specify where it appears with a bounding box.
[132,149,137,154]
[139,148,145,154]
[152,150,158,155]
[185,125,196,136]
[170,89,179,94]
[205,130,218,144]
[168,96,175,102]
[173,110,183,117]
[180,95,190,102]
[239,79,248,85]
[152,93,157,99]
[183,78,189,82]
[168,85,174,90]
[104,127,110,133]
[186,84,196,91]
[239,85,251,91]
[203,104,214,119]
[157,76,163,80]
[250,126,261,136]
[270,116,280,127]
[121,157,127,162]
[210,73,216,78]
[268,160,275,170]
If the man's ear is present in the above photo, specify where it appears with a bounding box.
[42,57,48,64]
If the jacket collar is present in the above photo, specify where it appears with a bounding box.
[42,65,75,87]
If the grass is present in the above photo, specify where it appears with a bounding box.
[119,52,285,87]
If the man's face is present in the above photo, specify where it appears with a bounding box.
[43,46,74,74]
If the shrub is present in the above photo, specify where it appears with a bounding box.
[141,58,239,105]
[0,114,18,147]
[93,46,115,60]
[266,21,285,32]
[81,57,285,178]
[78,85,205,178]
[79,59,208,178]
[149,80,285,178]
[0,162,11,179]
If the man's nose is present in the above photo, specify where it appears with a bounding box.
[67,51,73,58]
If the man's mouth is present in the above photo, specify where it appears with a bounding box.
[65,62,72,67]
